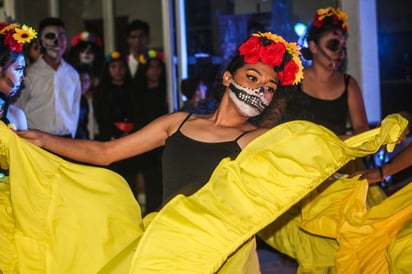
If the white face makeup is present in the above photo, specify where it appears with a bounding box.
[40,25,67,59]
[0,55,26,97]
[79,44,95,65]
[228,78,271,117]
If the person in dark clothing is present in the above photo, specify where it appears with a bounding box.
[93,50,139,197]
[133,55,168,214]
[74,64,94,139]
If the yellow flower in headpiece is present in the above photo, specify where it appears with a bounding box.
[13,24,37,43]
[111,51,120,59]
[313,6,348,32]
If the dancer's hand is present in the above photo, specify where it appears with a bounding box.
[350,168,383,185]
[16,129,45,148]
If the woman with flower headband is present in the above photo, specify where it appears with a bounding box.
[10,30,407,273]
[257,7,412,274]
[283,6,369,139]
[0,23,37,131]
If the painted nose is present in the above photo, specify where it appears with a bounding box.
[256,86,265,96]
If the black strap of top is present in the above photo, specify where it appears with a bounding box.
[344,73,351,91]
[234,130,254,142]
[177,113,193,131]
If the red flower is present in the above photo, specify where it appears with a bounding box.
[4,30,22,52]
[238,36,262,64]
[278,60,299,86]
[260,43,286,67]
[313,15,323,28]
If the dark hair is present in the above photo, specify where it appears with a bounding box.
[181,77,202,99]
[135,57,166,89]
[38,17,65,36]
[100,51,132,85]
[127,19,150,36]
[302,20,347,60]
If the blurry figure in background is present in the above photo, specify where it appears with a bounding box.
[68,31,104,85]
[22,38,41,67]
[94,50,139,198]
[180,77,206,113]
[134,52,168,215]
[74,64,94,139]
[94,51,136,141]
[14,17,81,138]
[126,19,150,81]
[283,7,369,139]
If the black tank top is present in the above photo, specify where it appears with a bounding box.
[162,114,246,203]
[285,74,351,135]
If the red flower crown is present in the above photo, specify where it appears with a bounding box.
[0,22,37,53]
[238,32,303,86]
[312,7,348,33]
[71,31,102,48]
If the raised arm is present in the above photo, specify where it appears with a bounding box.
[17,112,186,166]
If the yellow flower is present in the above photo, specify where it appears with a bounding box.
[13,24,37,43]
[111,51,120,59]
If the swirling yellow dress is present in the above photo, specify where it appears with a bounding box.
[0,114,409,273]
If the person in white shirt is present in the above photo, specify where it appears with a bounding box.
[14,17,81,138]
[126,19,150,80]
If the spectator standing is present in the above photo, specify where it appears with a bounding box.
[179,77,210,114]
[134,53,168,214]
[126,19,151,81]
[93,50,139,199]
[68,31,104,85]
[14,17,81,138]
[74,64,94,139]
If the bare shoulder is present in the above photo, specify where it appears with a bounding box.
[159,111,195,135]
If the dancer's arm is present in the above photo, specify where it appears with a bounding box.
[17,112,182,166]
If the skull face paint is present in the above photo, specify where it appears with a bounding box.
[40,25,67,59]
[316,30,346,70]
[79,44,95,65]
[228,78,271,117]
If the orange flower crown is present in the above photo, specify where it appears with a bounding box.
[0,22,37,53]
[312,7,348,33]
[238,32,303,86]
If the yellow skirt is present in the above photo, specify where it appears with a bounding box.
[0,113,409,273]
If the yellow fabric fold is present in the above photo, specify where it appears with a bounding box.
[0,113,408,273]
[130,114,406,273]
[0,123,143,273]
